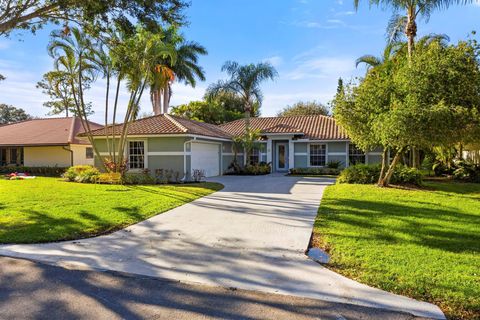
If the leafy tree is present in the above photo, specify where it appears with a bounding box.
[0,0,188,36]
[206,61,278,130]
[0,104,32,124]
[36,70,92,116]
[335,39,480,186]
[277,101,329,117]
[150,27,207,115]
[171,100,243,124]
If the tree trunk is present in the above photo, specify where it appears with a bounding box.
[377,147,389,186]
[151,88,162,115]
[163,83,170,114]
[405,6,417,61]
[378,147,405,187]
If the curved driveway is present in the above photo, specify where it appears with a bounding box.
[0,174,444,319]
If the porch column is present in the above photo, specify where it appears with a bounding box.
[288,139,294,170]
[266,138,272,164]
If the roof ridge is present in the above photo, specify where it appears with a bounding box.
[165,114,188,132]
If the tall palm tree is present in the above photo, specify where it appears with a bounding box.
[354,0,473,60]
[150,28,207,115]
[206,61,278,130]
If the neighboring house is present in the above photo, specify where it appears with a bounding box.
[87,114,382,178]
[0,117,102,167]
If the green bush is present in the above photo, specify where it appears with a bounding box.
[63,165,100,183]
[453,161,480,183]
[289,167,341,176]
[0,166,66,177]
[391,166,423,185]
[122,172,155,185]
[243,162,271,175]
[337,164,423,185]
[337,164,380,184]
[327,160,342,169]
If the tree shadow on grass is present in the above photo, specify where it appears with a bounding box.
[317,198,480,254]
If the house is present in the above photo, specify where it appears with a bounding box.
[87,114,382,177]
[0,117,102,167]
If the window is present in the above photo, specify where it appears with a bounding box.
[309,144,326,167]
[128,141,145,169]
[249,148,260,165]
[85,147,94,159]
[10,148,17,165]
[349,143,366,165]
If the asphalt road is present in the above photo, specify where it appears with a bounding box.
[0,257,424,320]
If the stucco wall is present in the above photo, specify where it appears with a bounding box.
[70,144,94,166]
[24,146,71,167]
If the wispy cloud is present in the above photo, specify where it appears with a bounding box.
[285,56,356,80]
[263,55,283,67]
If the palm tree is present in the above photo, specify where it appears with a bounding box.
[150,28,207,115]
[356,42,402,69]
[354,0,473,59]
[206,61,278,130]
[356,34,449,70]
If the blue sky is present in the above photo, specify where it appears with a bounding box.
[0,0,479,123]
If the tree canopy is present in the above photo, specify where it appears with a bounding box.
[277,101,330,117]
[0,104,32,124]
[334,39,480,185]
[0,0,188,36]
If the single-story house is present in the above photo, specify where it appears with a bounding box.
[0,117,102,167]
[87,114,382,177]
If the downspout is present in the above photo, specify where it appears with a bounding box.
[62,145,74,167]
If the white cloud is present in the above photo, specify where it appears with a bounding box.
[263,55,283,67]
[285,56,356,80]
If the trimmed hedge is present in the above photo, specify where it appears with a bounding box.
[337,164,423,185]
[0,166,66,177]
[289,167,341,176]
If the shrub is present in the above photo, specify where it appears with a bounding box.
[63,165,100,183]
[123,172,155,185]
[391,166,423,185]
[243,162,271,175]
[289,167,341,176]
[453,161,480,183]
[337,164,380,184]
[192,169,206,182]
[0,166,66,177]
[327,160,342,169]
[337,164,423,185]
[97,172,122,184]
[155,169,182,184]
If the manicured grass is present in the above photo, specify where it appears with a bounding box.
[313,181,480,320]
[0,177,223,244]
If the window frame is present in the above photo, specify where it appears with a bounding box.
[308,143,327,167]
[127,140,148,171]
[348,143,366,166]
[85,147,94,159]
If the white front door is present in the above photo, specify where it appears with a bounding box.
[276,143,288,171]
[191,142,220,177]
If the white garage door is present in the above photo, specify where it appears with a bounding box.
[191,142,220,177]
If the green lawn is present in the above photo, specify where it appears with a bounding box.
[0,177,222,244]
[313,181,480,320]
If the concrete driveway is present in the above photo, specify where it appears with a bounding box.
[0,174,444,319]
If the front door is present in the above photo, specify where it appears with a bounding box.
[276,143,288,171]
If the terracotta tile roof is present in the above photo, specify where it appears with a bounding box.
[87,114,232,139]
[0,117,102,147]
[219,115,348,140]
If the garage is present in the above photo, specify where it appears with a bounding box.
[191,142,220,177]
